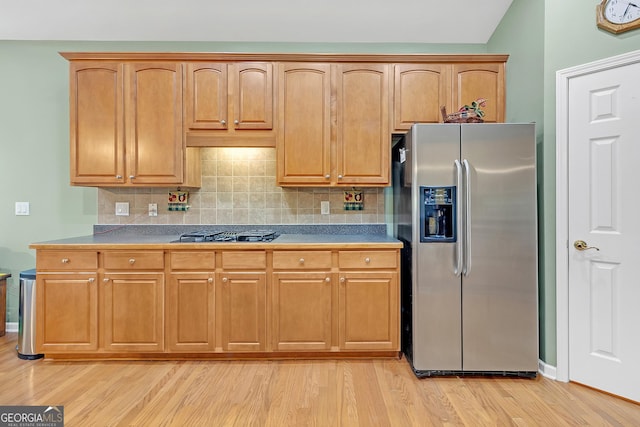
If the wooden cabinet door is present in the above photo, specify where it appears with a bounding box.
[220,272,266,352]
[167,273,215,352]
[452,63,505,123]
[276,63,331,186]
[36,273,98,352]
[185,63,228,130]
[338,271,399,351]
[272,272,333,351]
[393,64,451,131]
[103,272,164,352]
[69,62,125,185]
[184,62,274,147]
[336,64,390,186]
[233,62,274,130]
[125,63,184,185]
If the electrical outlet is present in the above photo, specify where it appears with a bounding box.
[115,202,129,216]
[15,202,30,216]
[148,203,158,217]
[321,201,330,215]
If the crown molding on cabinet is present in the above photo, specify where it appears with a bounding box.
[59,52,509,64]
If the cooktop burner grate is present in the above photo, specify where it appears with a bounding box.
[175,230,277,243]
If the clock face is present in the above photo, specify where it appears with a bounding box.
[604,0,640,24]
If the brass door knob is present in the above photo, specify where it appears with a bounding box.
[574,240,600,251]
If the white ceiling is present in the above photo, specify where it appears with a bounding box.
[1,0,513,44]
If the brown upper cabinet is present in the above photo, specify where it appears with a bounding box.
[277,63,390,187]
[184,62,275,147]
[393,62,505,130]
[393,63,451,131]
[67,59,200,187]
[62,52,506,189]
[452,63,505,123]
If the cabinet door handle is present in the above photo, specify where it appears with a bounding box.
[220,119,226,126]
[208,277,213,283]
[340,277,345,283]
[88,278,95,283]
[324,174,331,179]
[129,175,135,180]
[116,175,122,179]
[103,278,110,283]
[338,175,343,179]
[61,258,70,264]
[222,277,228,283]
[325,277,330,282]
[129,258,136,265]
[234,119,239,125]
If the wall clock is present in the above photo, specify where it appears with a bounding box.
[597,0,640,34]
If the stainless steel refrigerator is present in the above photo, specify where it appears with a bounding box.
[392,123,538,377]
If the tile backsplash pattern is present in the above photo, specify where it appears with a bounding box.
[98,147,385,225]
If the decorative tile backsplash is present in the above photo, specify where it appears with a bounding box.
[97,147,386,225]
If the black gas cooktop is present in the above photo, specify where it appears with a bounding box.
[173,230,278,243]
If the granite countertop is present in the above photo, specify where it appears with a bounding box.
[29,225,402,249]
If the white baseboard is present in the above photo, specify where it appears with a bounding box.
[4,322,18,333]
[538,359,557,380]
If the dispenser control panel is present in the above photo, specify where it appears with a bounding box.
[420,186,456,243]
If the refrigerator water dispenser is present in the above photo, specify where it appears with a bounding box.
[420,186,456,242]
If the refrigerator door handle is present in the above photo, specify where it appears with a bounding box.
[454,159,463,277]
[463,159,472,276]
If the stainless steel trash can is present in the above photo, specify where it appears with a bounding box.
[17,269,43,360]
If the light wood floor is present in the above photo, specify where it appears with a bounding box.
[1,333,638,426]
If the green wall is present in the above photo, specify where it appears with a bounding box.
[490,0,640,366]
[540,1,640,366]
[487,1,547,361]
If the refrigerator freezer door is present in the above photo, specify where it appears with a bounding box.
[411,124,463,371]
[460,123,538,372]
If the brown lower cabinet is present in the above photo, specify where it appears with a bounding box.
[102,272,164,352]
[34,245,400,359]
[36,272,99,352]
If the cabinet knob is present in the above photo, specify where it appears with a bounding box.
[234,119,239,125]
[208,277,213,283]
[88,278,95,283]
[324,174,330,179]
[365,257,371,264]
[116,175,122,179]
[61,258,70,264]
[338,175,343,179]
[340,277,345,283]
[103,278,110,283]
[299,258,305,264]
[222,277,228,283]
[220,120,226,126]
[129,258,136,265]
[129,175,135,180]
[325,277,330,282]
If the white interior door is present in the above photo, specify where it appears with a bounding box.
[567,60,640,403]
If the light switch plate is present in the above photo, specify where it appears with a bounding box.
[115,202,129,216]
[15,201,30,216]
[148,203,158,217]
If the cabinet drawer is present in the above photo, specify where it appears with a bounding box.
[221,251,266,270]
[37,250,98,271]
[272,251,332,269]
[338,251,397,269]
[170,251,216,270]
[103,251,164,270]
